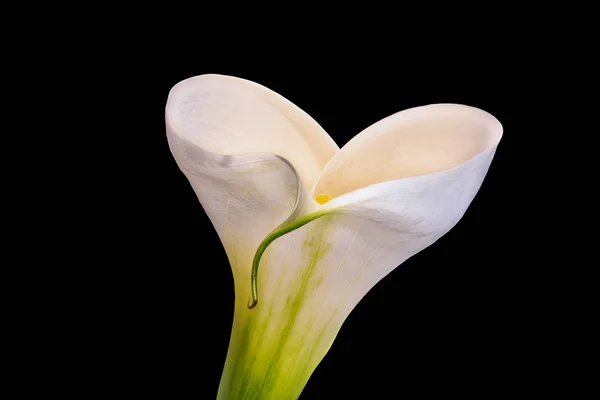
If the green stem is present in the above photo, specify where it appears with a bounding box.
[248,211,326,309]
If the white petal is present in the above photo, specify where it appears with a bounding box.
[165,74,337,283]
[217,104,503,398]
[313,103,502,199]
[166,74,338,189]
[318,103,502,250]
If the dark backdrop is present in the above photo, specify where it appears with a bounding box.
[121,54,523,398]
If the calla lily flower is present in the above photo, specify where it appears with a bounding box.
[165,74,502,399]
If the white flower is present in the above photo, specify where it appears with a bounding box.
[165,74,502,399]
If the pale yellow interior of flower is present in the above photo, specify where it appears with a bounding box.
[167,74,339,190]
[313,104,503,199]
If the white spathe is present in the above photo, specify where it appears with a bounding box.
[165,74,502,400]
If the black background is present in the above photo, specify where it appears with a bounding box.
[118,49,529,398]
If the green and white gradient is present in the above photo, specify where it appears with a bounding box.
[166,74,502,399]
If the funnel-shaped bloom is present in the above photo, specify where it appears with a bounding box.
[165,74,502,399]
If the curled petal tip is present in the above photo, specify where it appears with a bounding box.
[248,298,257,309]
